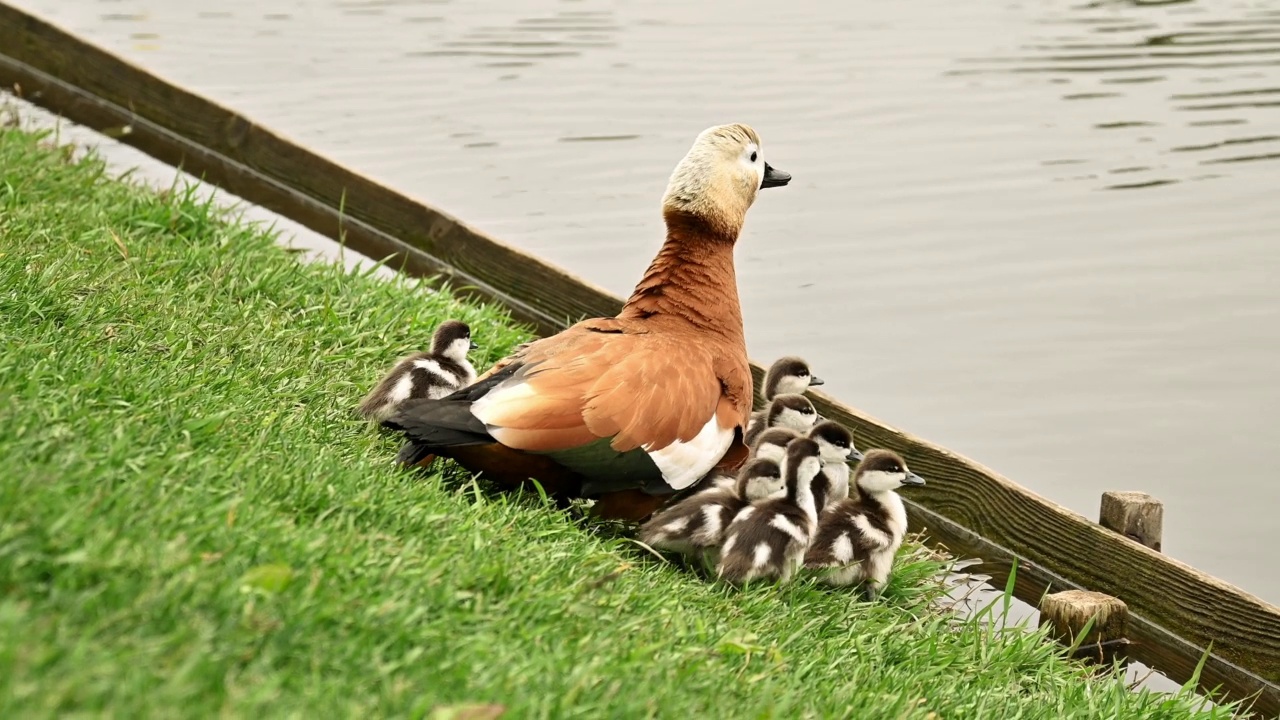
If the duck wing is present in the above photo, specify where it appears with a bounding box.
[474,318,748,492]
[387,317,750,494]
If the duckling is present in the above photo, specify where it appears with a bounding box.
[717,438,823,585]
[639,458,782,567]
[743,393,819,447]
[804,449,925,598]
[749,426,802,464]
[762,356,823,401]
[807,420,864,514]
[358,320,478,422]
[384,124,791,521]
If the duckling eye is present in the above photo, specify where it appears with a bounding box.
[749,151,758,162]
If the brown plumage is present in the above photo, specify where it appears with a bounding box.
[384,124,791,521]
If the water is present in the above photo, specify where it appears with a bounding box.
[10,0,1279,603]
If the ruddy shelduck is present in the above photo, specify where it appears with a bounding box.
[385,124,790,520]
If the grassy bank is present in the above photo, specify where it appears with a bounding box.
[0,125,1229,719]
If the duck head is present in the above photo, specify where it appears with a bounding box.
[750,426,802,463]
[431,320,477,362]
[662,123,790,239]
[854,449,926,495]
[735,457,784,501]
[766,393,819,432]
[763,356,822,399]
[807,420,862,465]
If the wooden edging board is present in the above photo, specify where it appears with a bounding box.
[2,5,1277,715]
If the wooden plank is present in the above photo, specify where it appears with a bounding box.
[3,5,1278,713]
[907,500,1280,717]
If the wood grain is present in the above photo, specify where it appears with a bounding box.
[2,4,1277,713]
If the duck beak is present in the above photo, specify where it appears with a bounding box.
[847,449,865,464]
[761,162,791,189]
[903,472,926,487]
[469,340,479,350]
[809,376,825,386]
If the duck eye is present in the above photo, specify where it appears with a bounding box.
[749,151,758,162]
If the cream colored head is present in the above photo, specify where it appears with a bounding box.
[661,123,790,238]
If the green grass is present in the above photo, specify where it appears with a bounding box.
[0,125,1234,719]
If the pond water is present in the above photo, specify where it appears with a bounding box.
[11,0,1280,603]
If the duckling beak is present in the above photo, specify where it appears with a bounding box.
[761,162,791,188]
[903,472,926,487]
[848,449,865,464]
[469,340,479,350]
[809,375,825,386]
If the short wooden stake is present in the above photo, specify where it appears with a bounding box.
[1039,590,1129,662]
[1099,491,1163,552]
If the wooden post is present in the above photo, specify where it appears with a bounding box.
[1040,590,1130,663]
[1099,491,1163,552]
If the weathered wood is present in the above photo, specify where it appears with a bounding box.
[3,5,1279,714]
[1100,491,1164,552]
[1040,590,1129,647]
[906,501,1279,717]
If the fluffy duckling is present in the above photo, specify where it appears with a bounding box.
[749,426,802,464]
[717,438,822,585]
[804,449,925,598]
[385,124,790,521]
[808,420,864,514]
[762,356,823,401]
[743,393,819,447]
[358,320,478,422]
[639,458,782,566]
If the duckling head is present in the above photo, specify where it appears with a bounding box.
[735,457,783,501]
[764,356,822,399]
[767,393,818,432]
[662,123,790,239]
[808,420,863,465]
[854,449,926,495]
[750,426,802,463]
[431,320,478,363]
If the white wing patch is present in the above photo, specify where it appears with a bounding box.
[387,371,416,405]
[769,514,809,544]
[662,516,690,534]
[701,505,724,538]
[853,515,893,550]
[752,542,773,568]
[644,414,735,490]
[832,533,855,563]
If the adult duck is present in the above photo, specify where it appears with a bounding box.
[385,124,790,520]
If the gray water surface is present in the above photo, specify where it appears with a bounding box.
[13,0,1279,602]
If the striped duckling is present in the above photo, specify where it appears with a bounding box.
[804,449,925,598]
[639,457,783,567]
[717,437,822,585]
[743,393,819,446]
[358,320,479,422]
[808,420,864,515]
